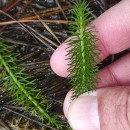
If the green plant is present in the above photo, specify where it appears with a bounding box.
[67,1,99,98]
[0,41,64,129]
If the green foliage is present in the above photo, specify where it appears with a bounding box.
[67,1,99,98]
[0,41,64,129]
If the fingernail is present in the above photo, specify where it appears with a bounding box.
[67,91,100,130]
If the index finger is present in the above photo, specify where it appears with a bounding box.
[50,0,130,77]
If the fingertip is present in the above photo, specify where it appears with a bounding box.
[50,43,69,77]
[67,91,100,130]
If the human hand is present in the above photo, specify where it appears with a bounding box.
[50,0,130,130]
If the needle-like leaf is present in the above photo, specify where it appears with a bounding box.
[67,1,99,99]
[0,41,64,129]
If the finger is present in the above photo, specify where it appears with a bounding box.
[50,0,130,77]
[66,91,100,130]
[66,87,130,130]
[96,53,130,88]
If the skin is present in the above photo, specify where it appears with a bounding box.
[50,0,130,129]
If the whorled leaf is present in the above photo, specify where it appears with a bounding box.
[67,1,99,98]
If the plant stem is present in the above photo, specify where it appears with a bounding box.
[79,15,86,86]
[0,54,52,122]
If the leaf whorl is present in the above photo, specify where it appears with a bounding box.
[67,1,99,98]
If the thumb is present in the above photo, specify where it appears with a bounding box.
[65,87,130,130]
